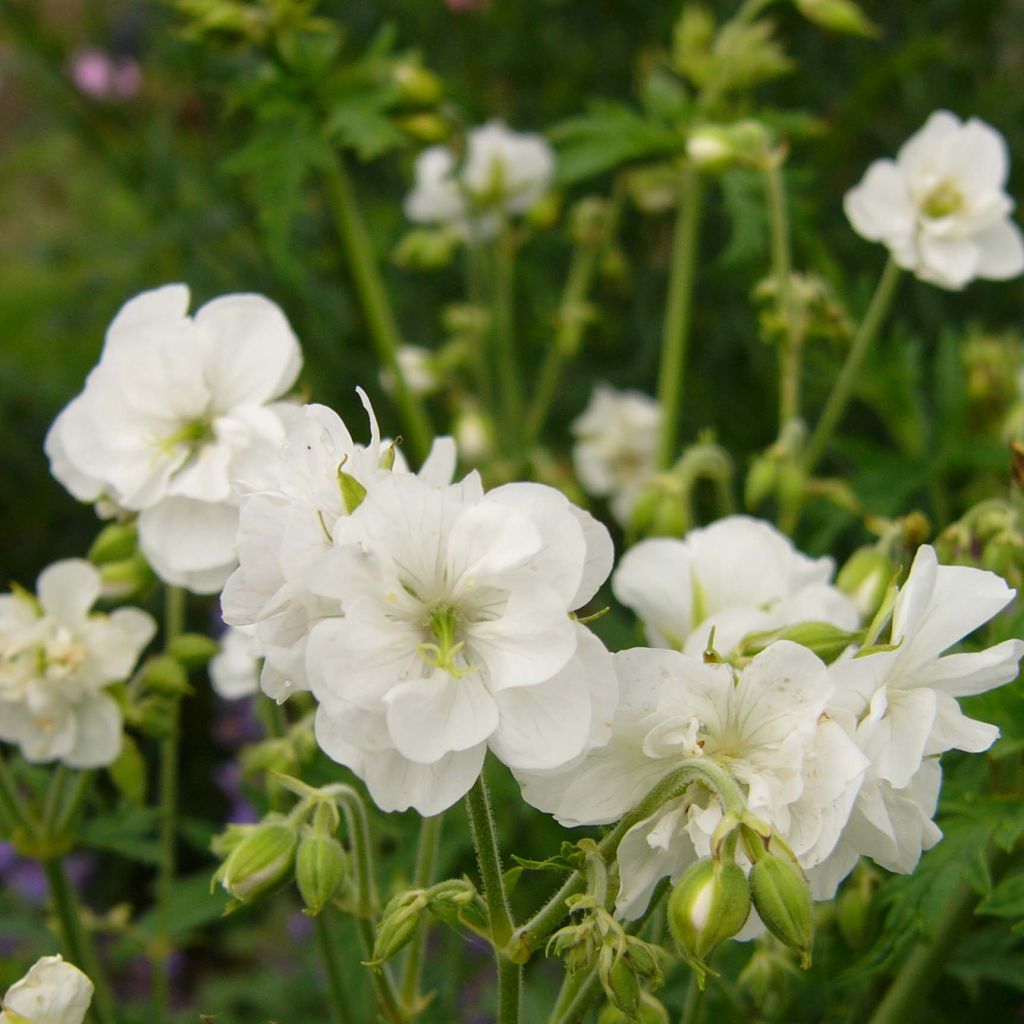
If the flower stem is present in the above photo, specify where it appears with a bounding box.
[866,877,983,1024]
[0,750,37,839]
[802,257,901,473]
[492,238,525,459]
[43,857,118,1024]
[320,149,433,463]
[152,584,186,1024]
[465,774,519,1023]
[315,907,357,1024]
[656,167,704,470]
[355,917,409,1024]
[763,161,801,430]
[400,812,444,1012]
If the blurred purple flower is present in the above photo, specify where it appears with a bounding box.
[70,48,141,100]
[213,695,263,748]
[446,0,489,11]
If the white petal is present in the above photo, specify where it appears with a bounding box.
[65,694,123,769]
[844,159,914,244]
[194,293,302,408]
[859,686,936,789]
[417,436,458,486]
[917,235,979,290]
[612,538,694,648]
[385,672,499,764]
[974,219,1024,280]
[103,283,191,353]
[914,638,1024,697]
[36,560,101,627]
[2,954,94,1024]
[925,691,999,756]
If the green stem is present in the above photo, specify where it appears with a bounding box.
[54,770,93,838]
[803,257,901,473]
[153,585,186,1024]
[43,858,118,1024]
[507,759,743,961]
[465,775,519,1023]
[320,149,432,463]
[680,972,706,1024]
[43,765,70,831]
[315,908,357,1024]
[492,239,525,458]
[763,161,801,430]
[656,168,704,469]
[866,878,983,1024]
[0,750,37,839]
[400,813,444,1011]
[355,916,409,1024]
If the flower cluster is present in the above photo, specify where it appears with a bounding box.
[0,560,154,768]
[405,121,555,240]
[46,285,303,593]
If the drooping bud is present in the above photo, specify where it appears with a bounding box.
[597,941,641,1018]
[215,818,298,903]
[668,858,751,983]
[142,655,192,697]
[391,62,444,106]
[167,633,220,669]
[748,853,814,968]
[836,547,894,620]
[597,992,670,1024]
[425,878,478,926]
[371,890,428,964]
[88,521,138,564]
[98,553,155,601]
[295,808,348,916]
[629,474,689,541]
[794,0,880,38]
[394,112,450,144]
[392,227,460,271]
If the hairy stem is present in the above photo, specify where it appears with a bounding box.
[320,149,433,462]
[656,167,704,469]
[803,258,901,473]
[400,812,444,1012]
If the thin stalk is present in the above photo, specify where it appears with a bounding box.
[43,765,70,832]
[54,770,93,838]
[43,858,118,1024]
[319,149,432,463]
[656,168,704,469]
[465,775,519,1023]
[525,243,600,445]
[803,258,901,473]
[400,813,444,1010]
[464,239,498,422]
[866,878,983,1024]
[152,585,186,1024]
[492,239,525,458]
[315,908,357,1024]
[355,916,409,1024]
[0,750,37,839]
[680,973,706,1024]
[763,161,801,429]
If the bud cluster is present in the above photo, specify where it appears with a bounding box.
[370,879,479,965]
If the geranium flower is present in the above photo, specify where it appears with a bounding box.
[0,955,94,1024]
[844,111,1024,289]
[307,472,616,815]
[45,284,303,593]
[405,121,555,239]
[0,560,154,768]
[612,516,859,658]
[571,386,662,527]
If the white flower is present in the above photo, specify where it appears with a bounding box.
[520,642,866,919]
[404,121,555,239]
[844,111,1024,289]
[571,386,662,527]
[220,393,457,702]
[0,955,94,1024]
[612,516,860,658]
[209,625,261,700]
[380,345,439,397]
[0,560,155,768]
[812,545,1023,887]
[45,284,303,593]
[307,471,616,815]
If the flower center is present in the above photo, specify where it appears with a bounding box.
[416,602,477,677]
[41,627,88,681]
[921,179,964,219]
[158,418,215,460]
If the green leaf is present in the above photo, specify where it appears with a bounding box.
[107,735,147,808]
[135,870,230,939]
[79,808,162,865]
[977,872,1024,921]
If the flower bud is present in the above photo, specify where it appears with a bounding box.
[597,942,641,1018]
[795,0,879,38]
[686,126,735,171]
[737,621,859,663]
[668,859,751,980]
[391,63,444,106]
[837,547,894,620]
[597,992,670,1024]
[744,454,779,512]
[168,633,220,669]
[88,522,138,564]
[393,227,460,270]
[296,829,348,916]
[629,475,689,541]
[216,819,298,902]
[142,655,192,696]
[425,878,477,926]
[748,853,814,968]
[372,890,428,964]
[394,112,450,144]
[98,553,155,601]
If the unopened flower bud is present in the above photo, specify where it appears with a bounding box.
[167,633,220,669]
[142,655,192,697]
[629,475,688,541]
[748,853,814,968]
[795,0,880,38]
[426,878,477,925]
[392,227,459,271]
[391,63,444,106]
[394,112,451,144]
[687,126,734,171]
[88,521,138,564]
[216,819,298,902]
[372,890,428,964]
[98,553,154,600]
[836,547,894,620]
[745,454,779,511]
[738,620,859,663]
[597,942,641,1018]
[597,991,670,1024]
[569,197,612,246]
[296,828,348,916]
[668,858,751,980]
[623,936,663,987]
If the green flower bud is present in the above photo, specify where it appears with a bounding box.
[748,853,814,968]
[837,547,894,620]
[687,126,735,171]
[393,227,460,271]
[525,191,562,231]
[745,454,779,512]
[795,0,880,38]
[569,197,613,246]
[668,859,751,980]
[99,553,155,601]
[88,522,138,564]
[142,655,192,697]
[168,633,221,669]
[629,475,689,541]
[598,992,671,1024]
[737,620,860,664]
[394,112,450,144]
[425,878,477,926]
[372,890,428,964]
[391,63,444,106]
[598,943,641,1018]
[623,936,663,987]
[296,829,348,916]
[217,820,298,902]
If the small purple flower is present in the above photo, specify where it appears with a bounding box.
[70,48,141,100]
